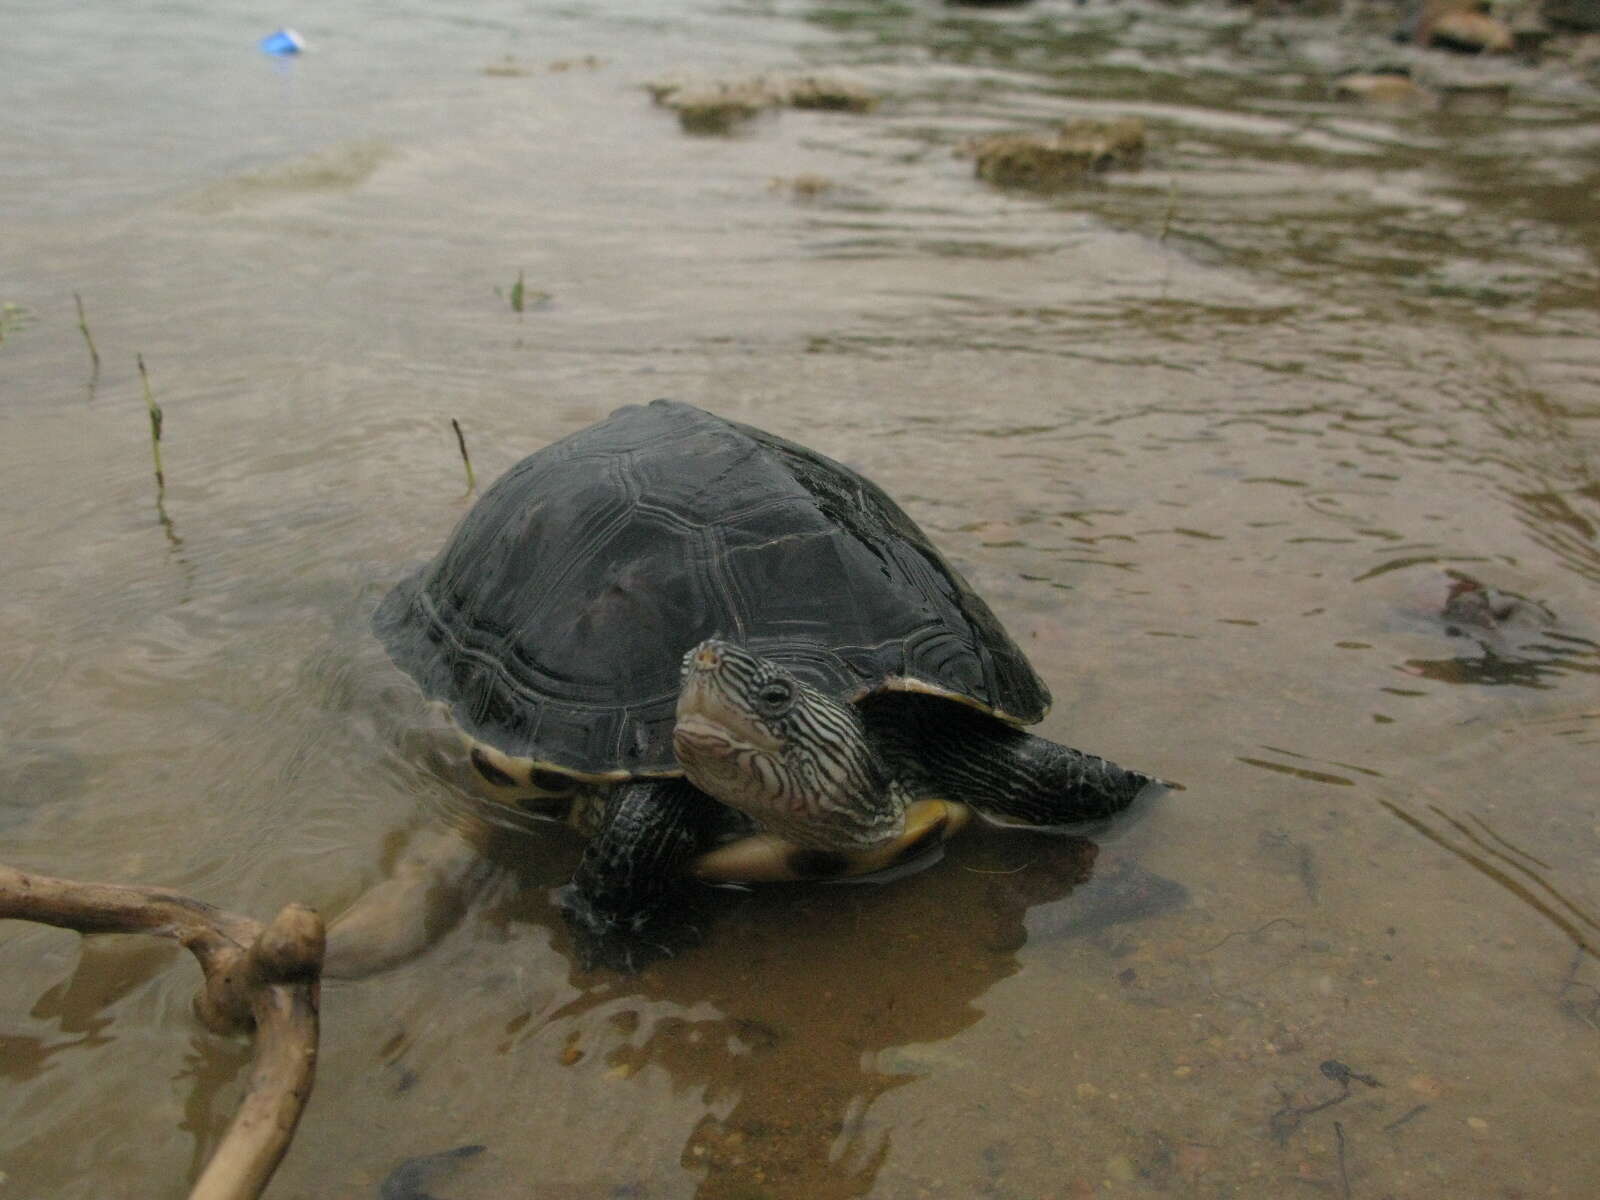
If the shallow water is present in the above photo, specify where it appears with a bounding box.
[3,0,1599,1196]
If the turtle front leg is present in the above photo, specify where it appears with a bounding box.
[862,693,1164,828]
[956,729,1162,826]
[560,778,731,972]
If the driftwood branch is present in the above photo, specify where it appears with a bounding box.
[0,863,323,1200]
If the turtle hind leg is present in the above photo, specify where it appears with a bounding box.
[324,828,497,979]
[861,693,1163,828]
[559,778,731,972]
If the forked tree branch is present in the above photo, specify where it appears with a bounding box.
[0,863,323,1200]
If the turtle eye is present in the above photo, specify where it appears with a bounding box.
[754,679,794,717]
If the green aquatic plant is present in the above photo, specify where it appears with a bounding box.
[73,292,100,373]
[1159,175,1180,244]
[0,301,35,345]
[501,272,550,312]
[138,354,164,494]
[452,418,476,494]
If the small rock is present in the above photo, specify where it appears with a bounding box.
[1105,1154,1137,1182]
[663,82,775,134]
[774,73,878,113]
[969,117,1145,192]
[1060,117,1146,167]
[1466,1116,1490,1132]
[770,174,836,199]
[1424,7,1515,52]
[648,71,876,134]
[1333,73,1434,106]
[1439,573,1549,631]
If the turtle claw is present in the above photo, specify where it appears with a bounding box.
[558,778,730,972]
[557,882,706,973]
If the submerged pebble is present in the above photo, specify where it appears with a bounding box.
[378,1144,486,1200]
[0,741,89,830]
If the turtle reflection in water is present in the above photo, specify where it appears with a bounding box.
[344,400,1165,971]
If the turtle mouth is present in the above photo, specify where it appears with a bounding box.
[673,696,784,760]
[672,715,739,760]
[673,711,783,812]
[674,644,786,780]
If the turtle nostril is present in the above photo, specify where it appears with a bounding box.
[692,643,721,670]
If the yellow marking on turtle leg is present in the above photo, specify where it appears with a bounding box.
[690,800,970,883]
[692,833,815,882]
[852,799,970,873]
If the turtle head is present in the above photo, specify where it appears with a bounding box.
[673,639,899,851]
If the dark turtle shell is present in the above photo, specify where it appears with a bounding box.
[374,400,1050,779]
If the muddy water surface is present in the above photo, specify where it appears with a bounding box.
[2,1,1598,1197]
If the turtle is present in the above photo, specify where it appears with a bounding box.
[369,399,1162,969]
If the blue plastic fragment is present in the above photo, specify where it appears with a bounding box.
[259,28,306,56]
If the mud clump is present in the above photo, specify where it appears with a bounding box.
[777,73,878,113]
[649,72,877,134]
[967,117,1145,191]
